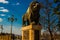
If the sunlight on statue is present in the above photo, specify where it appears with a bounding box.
[22,1,41,26]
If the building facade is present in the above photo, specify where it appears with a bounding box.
[0,33,21,40]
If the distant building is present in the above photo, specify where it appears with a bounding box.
[0,33,22,40]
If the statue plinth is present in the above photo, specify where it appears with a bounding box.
[22,24,42,40]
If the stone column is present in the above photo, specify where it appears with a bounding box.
[22,24,42,40]
[22,31,24,40]
[29,30,34,40]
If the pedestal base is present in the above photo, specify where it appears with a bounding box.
[22,24,42,40]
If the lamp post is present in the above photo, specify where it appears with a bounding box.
[0,25,3,34]
[8,15,17,40]
[0,25,3,40]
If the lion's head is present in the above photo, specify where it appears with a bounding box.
[29,1,41,12]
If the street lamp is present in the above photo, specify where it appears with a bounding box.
[0,25,3,39]
[0,25,3,34]
[8,15,17,40]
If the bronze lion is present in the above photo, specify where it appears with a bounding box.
[22,1,41,26]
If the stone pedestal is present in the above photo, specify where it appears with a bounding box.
[22,24,42,40]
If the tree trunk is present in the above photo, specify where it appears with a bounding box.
[48,27,54,40]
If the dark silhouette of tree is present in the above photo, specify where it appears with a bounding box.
[54,0,60,31]
[39,0,59,40]
[54,0,60,3]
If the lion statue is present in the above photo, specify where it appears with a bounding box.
[22,1,41,26]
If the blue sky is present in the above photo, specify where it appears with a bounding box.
[0,0,58,35]
[0,0,39,35]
